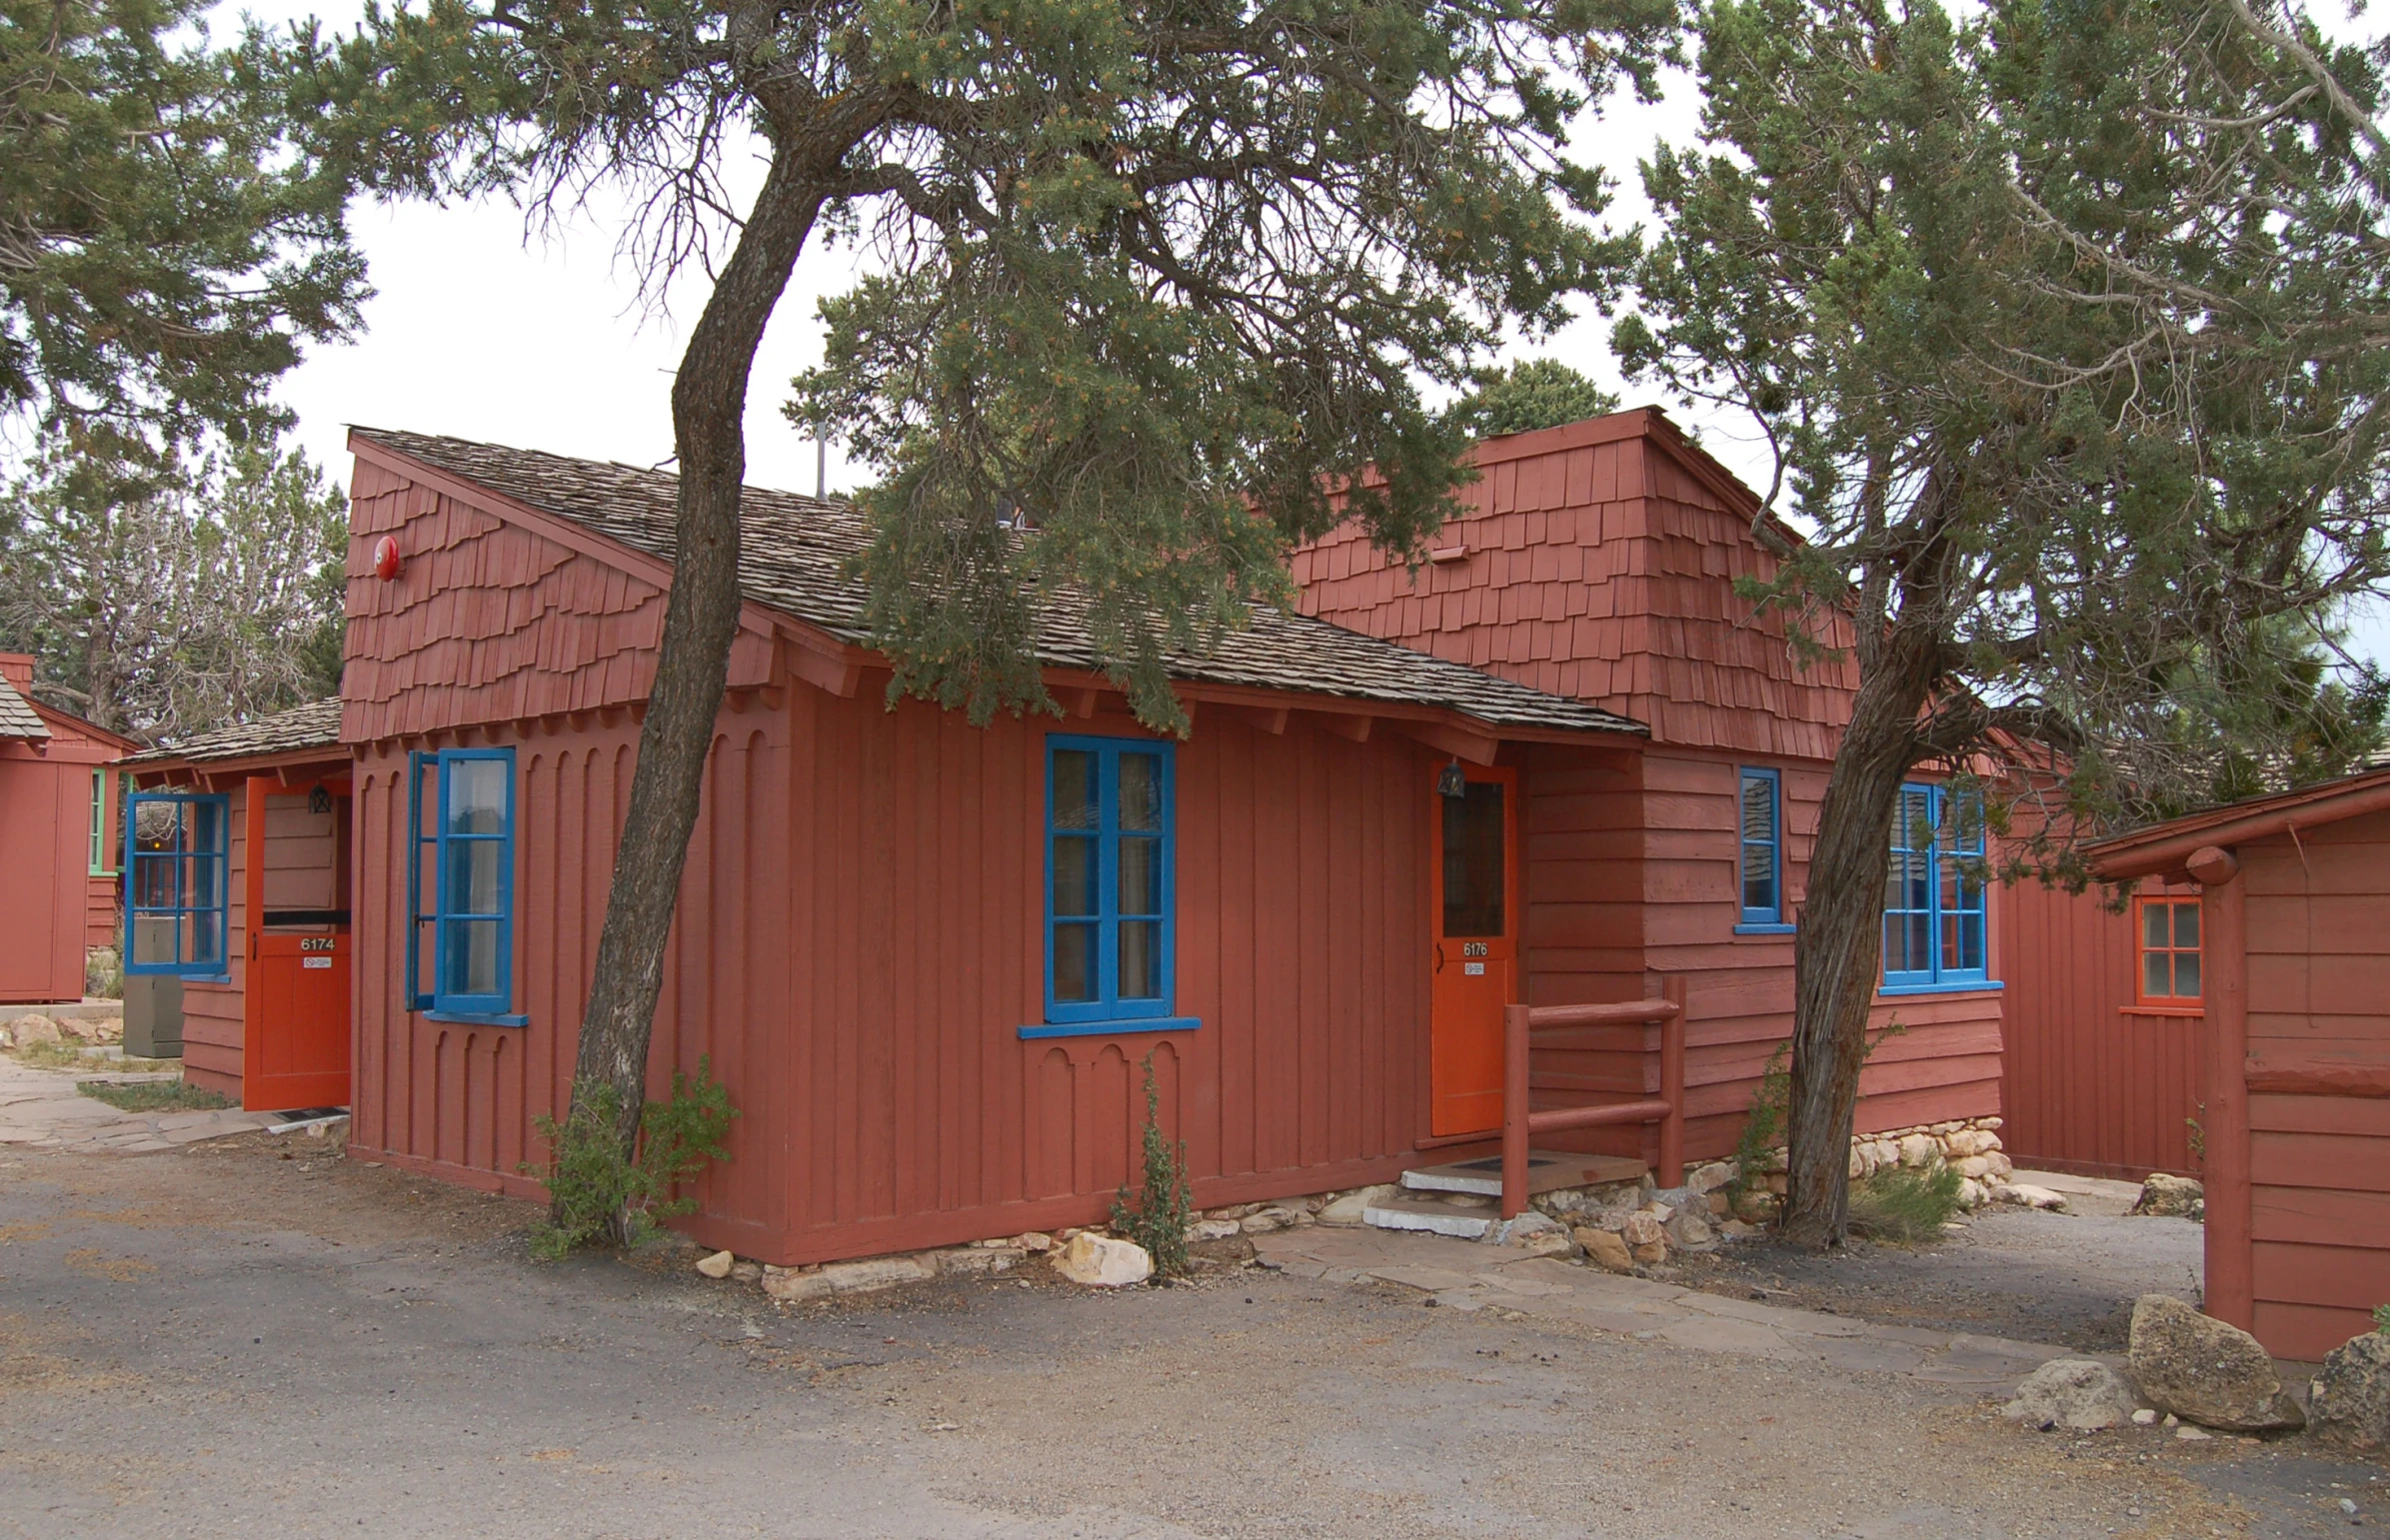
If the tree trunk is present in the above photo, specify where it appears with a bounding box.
[1776,624,1939,1248]
[564,144,827,1203]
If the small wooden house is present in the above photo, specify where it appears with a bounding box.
[2091,770,2390,1360]
[0,654,137,1004]
[118,701,353,1109]
[308,416,2011,1268]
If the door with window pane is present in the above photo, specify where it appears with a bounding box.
[1429,766,1518,1136]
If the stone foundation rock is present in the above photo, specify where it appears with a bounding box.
[2128,1294,2305,1432]
[2309,1330,2390,1452]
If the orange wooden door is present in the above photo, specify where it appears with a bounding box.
[1429,766,1519,1136]
[245,931,351,1110]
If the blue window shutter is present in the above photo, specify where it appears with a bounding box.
[405,752,433,1011]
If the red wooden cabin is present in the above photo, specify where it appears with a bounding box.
[1293,409,2007,1154]
[0,654,137,1004]
[2092,770,2390,1361]
[119,701,355,1110]
[311,415,2010,1268]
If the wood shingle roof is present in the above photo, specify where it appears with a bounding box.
[352,428,1646,740]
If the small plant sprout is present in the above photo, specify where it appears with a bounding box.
[1111,1052,1193,1280]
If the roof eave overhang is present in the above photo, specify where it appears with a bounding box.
[121,744,352,787]
[2089,770,2390,882]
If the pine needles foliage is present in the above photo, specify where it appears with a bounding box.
[1111,1052,1192,1279]
[528,1056,736,1260]
[1847,1162,1965,1244]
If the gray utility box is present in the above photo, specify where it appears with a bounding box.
[122,974,184,1059]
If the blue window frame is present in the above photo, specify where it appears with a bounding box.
[1738,769,1783,926]
[1881,782,1989,990]
[1033,735,1195,1036]
[406,749,521,1021]
[124,791,229,977]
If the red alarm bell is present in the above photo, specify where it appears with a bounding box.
[373,535,404,581]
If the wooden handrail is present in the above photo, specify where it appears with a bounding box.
[1500,976,1687,1219]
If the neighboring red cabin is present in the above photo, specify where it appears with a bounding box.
[119,701,355,1110]
[1294,409,2006,1153]
[0,654,136,1004]
[328,417,2007,1267]
[2092,771,2390,1360]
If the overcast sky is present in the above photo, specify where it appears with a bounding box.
[234,3,2387,666]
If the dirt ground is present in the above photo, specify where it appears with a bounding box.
[1669,1191,2207,1352]
[0,1133,2377,1540]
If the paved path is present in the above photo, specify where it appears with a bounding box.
[1254,1224,2080,1386]
[0,1055,281,1151]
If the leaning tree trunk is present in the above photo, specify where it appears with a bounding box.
[564,145,828,1218]
[1776,626,1940,1248]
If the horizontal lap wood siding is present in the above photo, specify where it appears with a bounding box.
[1996,875,2204,1179]
[2237,813,2390,1360]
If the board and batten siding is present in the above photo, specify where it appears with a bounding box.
[348,680,1475,1265]
[2238,811,2390,1360]
[1996,874,2205,1180]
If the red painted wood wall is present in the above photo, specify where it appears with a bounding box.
[2236,812,2390,1360]
[0,655,128,1003]
[344,450,1670,1263]
[1996,875,2206,1180]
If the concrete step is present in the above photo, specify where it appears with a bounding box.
[1360,1195,1498,1240]
[0,1001,123,1025]
[1401,1150,1647,1198]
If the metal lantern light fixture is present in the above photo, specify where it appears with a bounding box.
[1436,758,1467,798]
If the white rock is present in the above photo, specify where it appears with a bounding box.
[1998,1183,2070,1211]
[1187,1218,1244,1242]
[10,1013,62,1047]
[1239,1209,1289,1235]
[1016,1231,1054,1252]
[2175,1425,2213,1441]
[1897,1133,1938,1168]
[695,1249,735,1279]
[1053,1232,1153,1288]
[1946,1129,1995,1159]
[1983,1151,2013,1180]
[2002,1358,2142,1431]
[1317,1184,1397,1226]
[1686,1161,1737,1195]
[1619,1211,1664,1247]
[1954,1177,1988,1211]
[1642,1202,1676,1224]
[2132,1408,2159,1425]
[820,1255,938,1293]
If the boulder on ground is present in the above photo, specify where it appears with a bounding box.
[2309,1329,2390,1452]
[1618,1210,1665,1247]
[10,1013,62,1047]
[1663,1209,1715,1250]
[2002,1358,2143,1431]
[1998,1183,2070,1212]
[2127,1294,2305,1432]
[694,1249,735,1279]
[2129,1173,2205,1219]
[1575,1227,1634,1273]
[1053,1232,1153,1288]
[1186,1217,1243,1242]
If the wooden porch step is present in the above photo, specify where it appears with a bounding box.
[1400,1150,1648,1199]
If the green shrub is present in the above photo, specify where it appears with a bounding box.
[1848,1161,1965,1243]
[2373,1302,2389,1335]
[1724,1042,1791,1208]
[527,1056,737,1260]
[1111,1052,1192,1279]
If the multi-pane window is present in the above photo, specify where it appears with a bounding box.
[124,792,229,976]
[1044,736,1175,1025]
[2136,896,2202,1004]
[1739,769,1782,924]
[406,749,517,1018]
[1881,782,1988,988]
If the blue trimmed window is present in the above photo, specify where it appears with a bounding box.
[1881,782,1988,990]
[1738,769,1783,925]
[1034,735,1193,1036]
[406,749,521,1022]
[124,791,229,977]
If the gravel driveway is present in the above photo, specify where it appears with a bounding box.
[0,1136,2375,1539]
